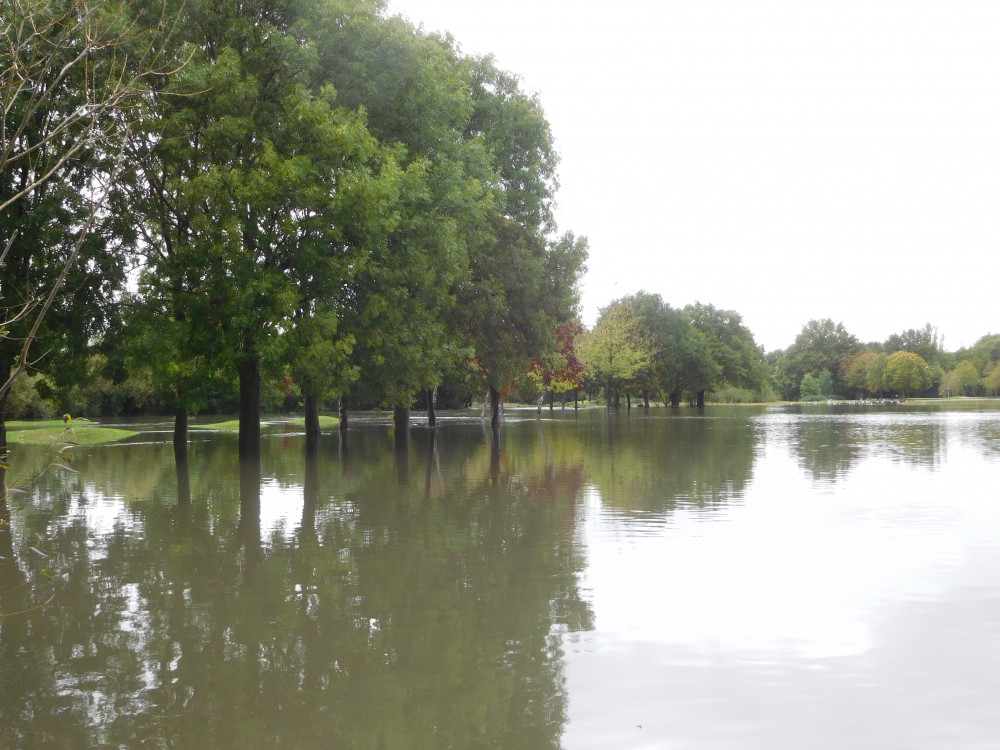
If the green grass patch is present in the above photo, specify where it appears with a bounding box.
[189,419,242,432]
[7,417,94,431]
[190,416,339,433]
[286,415,340,429]
[5,426,138,446]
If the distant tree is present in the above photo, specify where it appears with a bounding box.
[775,319,860,400]
[840,349,880,397]
[949,360,983,397]
[985,363,1000,397]
[883,351,931,397]
[884,323,947,368]
[577,302,653,410]
[817,369,834,396]
[799,373,821,400]
[685,302,767,406]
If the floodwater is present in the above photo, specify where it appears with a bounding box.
[2,403,999,749]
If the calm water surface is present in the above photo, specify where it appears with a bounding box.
[2,404,999,749]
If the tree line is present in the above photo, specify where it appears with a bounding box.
[1,0,588,463]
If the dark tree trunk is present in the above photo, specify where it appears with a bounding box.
[606,378,613,411]
[670,390,682,407]
[549,390,554,411]
[626,392,631,410]
[427,387,437,427]
[613,392,621,408]
[697,389,706,408]
[173,407,188,461]
[574,388,578,410]
[237,354,262,463]
[338,393,349,430]
[489,385,501,430]
[304,393,320,454]
[643,390,650,409]
[393,405,409,432]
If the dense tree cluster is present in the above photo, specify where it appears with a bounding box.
[577,293,770,408]
[1,0,588,460]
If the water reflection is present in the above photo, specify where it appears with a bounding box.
[1,419,593,748]
[3,406,1000,748]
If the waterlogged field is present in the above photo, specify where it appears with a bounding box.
[2,403,999,749]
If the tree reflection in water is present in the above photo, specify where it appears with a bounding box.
[0,420,593,749]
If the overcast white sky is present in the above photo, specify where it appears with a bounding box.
[388,0,1000,352]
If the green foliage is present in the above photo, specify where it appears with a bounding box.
[577,301,653,403]
[799,373,821,400]
[883,351,932,396]
[775,319,860,399]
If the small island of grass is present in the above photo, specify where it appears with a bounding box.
[5,424,138,446]
[189,416,339,433]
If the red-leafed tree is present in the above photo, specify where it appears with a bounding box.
[531,320,587,413]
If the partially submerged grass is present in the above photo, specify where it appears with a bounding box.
[7,417,93,431]
[190,416,339,433]
[6,426,138,446]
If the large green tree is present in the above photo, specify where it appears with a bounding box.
[130,0,396,461]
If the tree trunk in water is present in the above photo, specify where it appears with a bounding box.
[626,392,631,410]
[426,387,437,428]
[697,389,706,408]
[304,394,320,454]
[489,386,501,430]
[670,390,681,407]
[549,390,554,411]
[237,354,262,463]
[173,407,188,458]
[393,405,409,432]
[574,389,578,410]
[536,383,549,415]
[338,393,349,431]
[605,378,613,411]
[643,390,650,409]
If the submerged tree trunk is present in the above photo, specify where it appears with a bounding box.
[237,353,262,463]
[642,390,650,409]
[536,380,549,415]
[605,378,613,411]
[670,390,682,408]
[393,405,409,432]
[338,393,349,431]
[574,388,578,410]
[426,387,437,427]
[697,389,706,408]
[626,392,631,410]
[304,394,320,454]
[489,385,501,430]
[173,406,188,465]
